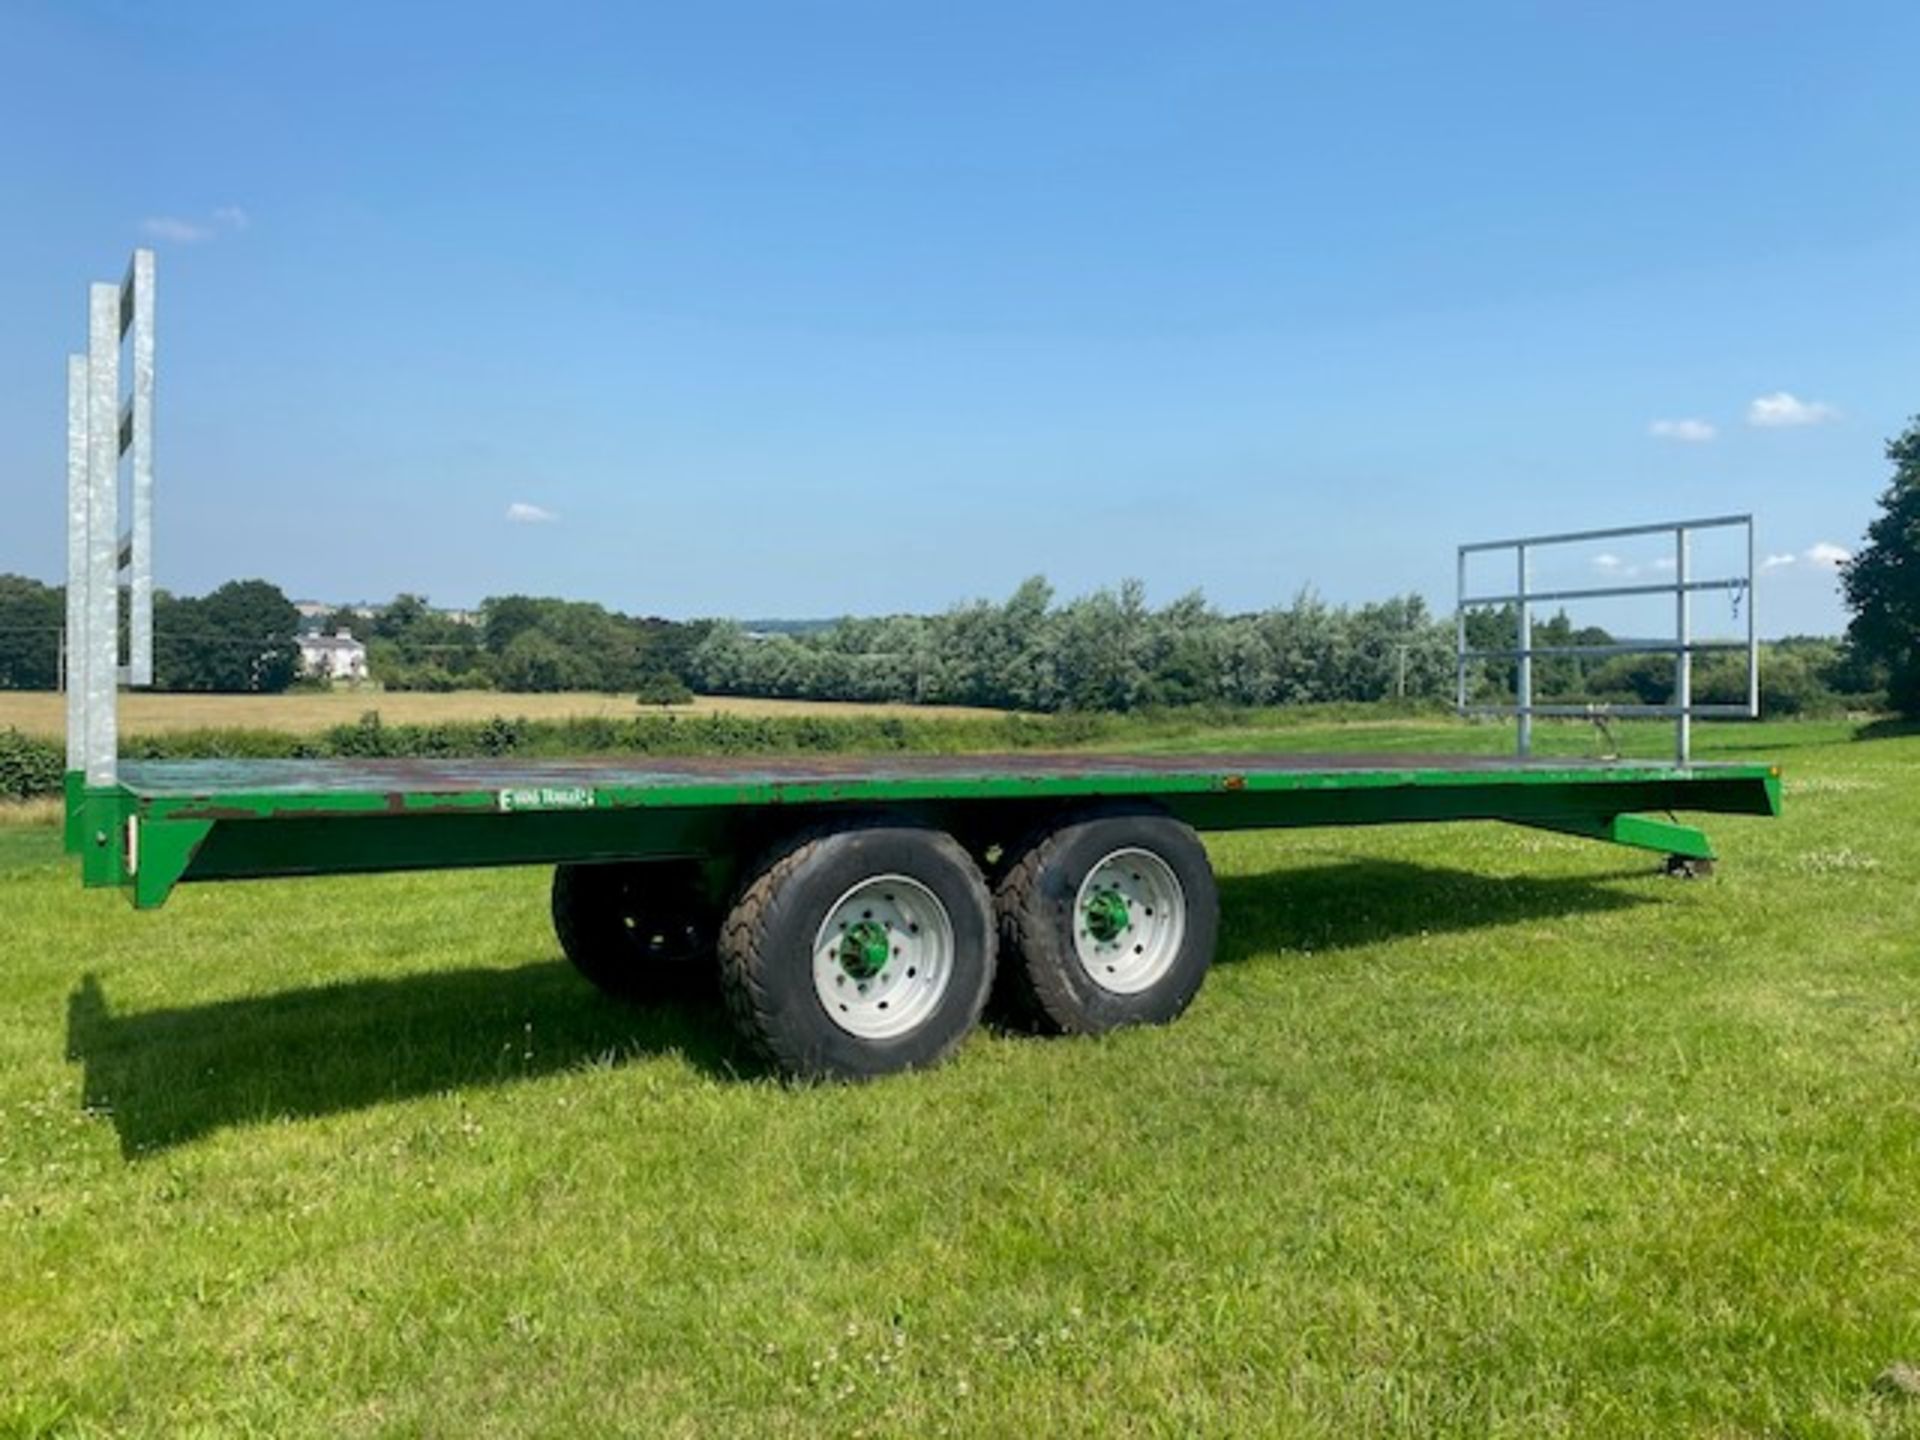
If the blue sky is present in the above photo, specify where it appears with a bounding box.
[2,2,1914,636]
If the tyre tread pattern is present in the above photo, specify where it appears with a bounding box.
[716,826,840,1073]
[550,865,611,983]
[993,806,1218,1035]
[991,827,1063,1030]
[717,819,994,1078]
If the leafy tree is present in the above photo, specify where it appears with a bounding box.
[0,575,62,690]
[1585,652,1674,707]
[478,595,652,691]
[154,579,300,692]
[493,630,600,692]
[365,597,485,690]
[481,595,546,658]
[1841,417,1920,716]
[634,672,693,706]
[635,616,710,692]
[372,593,431,641]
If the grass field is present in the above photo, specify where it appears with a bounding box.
[3,715,1918,1437]
[0,689,1009,738]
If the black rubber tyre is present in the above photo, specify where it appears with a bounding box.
[717,822,995,1081]
[994,807,1220,1035]
[551,861,717,1002]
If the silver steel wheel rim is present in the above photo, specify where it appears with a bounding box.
[812,874,955,1040]
[1073,847,1187,995]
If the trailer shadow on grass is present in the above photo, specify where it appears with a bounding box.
[65,960,754,1158]
[67,857,1653,1156]
[1209,855,1653,967]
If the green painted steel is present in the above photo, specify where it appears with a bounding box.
[1514,812,1717,860]
[838,921,892,981]
[1083,887,1132,944]
[72,758,1783,911]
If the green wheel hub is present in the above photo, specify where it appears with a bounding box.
[1073,847,1190,995]
[837,919,892,981]
[1083,887,1132,945]
[813,874,957,1042]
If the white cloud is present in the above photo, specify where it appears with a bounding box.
[140,216,214,244]
[1591,552,1625,572]
[1759,543,1850,576]
[1648,418,1716,443]
[138,205,250,245]
[505,501,557,524]
[1747,391,1839,428]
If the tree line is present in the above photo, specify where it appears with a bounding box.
[689,581,1874,716]
[690,581,1456,710]
[0,577,705,701]
[3,412,1916,716]
[347,592,703,701]
[0,575,306,693]
[0,567,1880,716]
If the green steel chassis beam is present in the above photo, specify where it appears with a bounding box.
[1515,811,1717,861]
[66,761,1782,911]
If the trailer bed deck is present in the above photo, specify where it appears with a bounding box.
[116,750,1774,799]
[75,752,1781,909]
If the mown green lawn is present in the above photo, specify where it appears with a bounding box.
[3,718,1917,1438]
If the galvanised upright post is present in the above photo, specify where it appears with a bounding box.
[1515,543,1532,757]
[1454,547,1468,714]
[1674,525,1691,767]
[84,282,119,790]
[1745,518,1759,719]
[63,354,89,850]
[125,249,155,688]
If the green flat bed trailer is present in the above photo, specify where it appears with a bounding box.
[74,752,1780,910]
[63,752,1781,1078]
[54,248,1782,1080]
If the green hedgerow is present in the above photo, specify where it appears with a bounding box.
[0,728,62,800]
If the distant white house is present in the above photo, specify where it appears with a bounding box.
[299,629,369,683]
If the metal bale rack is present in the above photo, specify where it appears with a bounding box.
[1455,515,1759,766]
[57,251,1783,1080]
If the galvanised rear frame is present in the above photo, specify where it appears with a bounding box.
[56,248,1782,1078]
